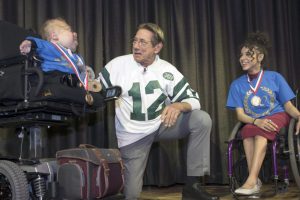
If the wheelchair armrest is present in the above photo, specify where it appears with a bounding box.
[0,55,26,67]
[26,67,43,96]
[227,121,244,142]
[24,53,44,97]
[288,118,297,133]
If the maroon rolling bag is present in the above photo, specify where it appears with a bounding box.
[56,144,124,199]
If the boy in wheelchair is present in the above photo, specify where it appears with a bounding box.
[19,17,101,96]
[226,32,300,195]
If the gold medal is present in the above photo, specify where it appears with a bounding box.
[251,95,261,106]
[88,80,102,92]
[85,92,94,105]
[248,70,264,107]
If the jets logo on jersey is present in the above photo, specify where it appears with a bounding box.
[163,72,174,81]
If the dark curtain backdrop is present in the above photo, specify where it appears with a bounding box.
[0,0,299,185]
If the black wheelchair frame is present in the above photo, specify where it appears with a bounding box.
[0,54,121,199]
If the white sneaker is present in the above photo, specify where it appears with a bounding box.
[234,184,260,195]
[257,178,262,190]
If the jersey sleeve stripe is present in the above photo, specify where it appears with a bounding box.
[173,85,200,102]
[100,68,113,88]
[172,78,188,99]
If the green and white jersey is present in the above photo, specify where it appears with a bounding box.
[98,54,200,147]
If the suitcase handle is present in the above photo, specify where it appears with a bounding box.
[79,144,97,149]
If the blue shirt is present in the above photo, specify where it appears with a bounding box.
[27,37,84,74]
[226,70,295,118]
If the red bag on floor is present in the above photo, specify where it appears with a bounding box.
[56,144,124,199]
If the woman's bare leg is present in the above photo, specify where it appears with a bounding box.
[242,135,267,189]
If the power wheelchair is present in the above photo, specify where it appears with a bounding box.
[0,21,121,199]
[226,97,300,198]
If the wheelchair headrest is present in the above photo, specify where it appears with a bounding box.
[0,20,39,61]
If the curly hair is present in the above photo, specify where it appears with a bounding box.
[242,32,271,56]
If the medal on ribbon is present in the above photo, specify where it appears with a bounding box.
[248,70,264,107]
[52,43,93,105]
[250,95,261,106]
[85,91,94,105]
[52,43,88,89]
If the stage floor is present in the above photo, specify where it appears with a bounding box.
[140,183,300,200]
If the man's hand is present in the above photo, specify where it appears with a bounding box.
[19,40,32,55]
[161,103,182,127]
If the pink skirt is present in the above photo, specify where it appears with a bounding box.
[240,112,291,141]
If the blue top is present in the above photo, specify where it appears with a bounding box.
[27,36,84,74]
[226,70,295,118]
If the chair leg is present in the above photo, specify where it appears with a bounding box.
[228,140,234,178]
[272,140,279,193]
[228,140,238,196]
[229,176,240,200]
[281,165,290,192]
[284,165,289,185]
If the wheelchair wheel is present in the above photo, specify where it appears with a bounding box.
[231,148,248,188]
[0,160,29,200]
[288,118,300,189]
